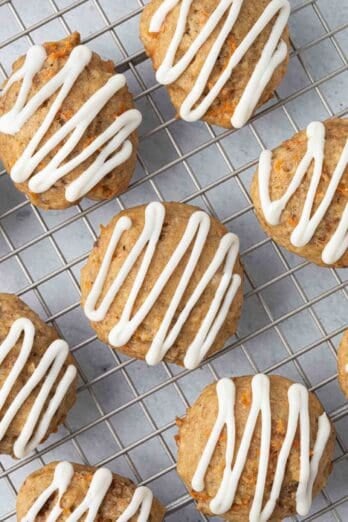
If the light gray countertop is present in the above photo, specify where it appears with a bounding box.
[0,0,347,520]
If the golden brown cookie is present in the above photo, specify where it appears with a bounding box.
[17,461,165,521]
[80,201,243,369]
[0,32,141,210]
[176,374,335,521]
[0,293,77,458]
[251,118,348,267]
[140,0,290,128]
[338,330,348,398]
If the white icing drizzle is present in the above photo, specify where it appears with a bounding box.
[0,44,142,202]
[117,486,154,522]
[192,374,331,521]
[258,121,348,265]
[148,0,290,128]
[22,461,74,522]
[21,461,154,522]
[84,201,241,370]
[0,317,76,459]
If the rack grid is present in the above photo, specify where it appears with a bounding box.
[0,0,347,520]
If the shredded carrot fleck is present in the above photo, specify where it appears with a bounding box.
[219,431,227,441]
[192,491,210,501]
[241,390,251,406]
[228,36,238,53]
[82,136,96,149]
[176,417,184,427]
[45,41,74,60]
[275,418,286,435]
[274,158,283,172]
[58,108,74,122]
[337,185,348,195]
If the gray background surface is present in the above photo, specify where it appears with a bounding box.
[0,0,347,520]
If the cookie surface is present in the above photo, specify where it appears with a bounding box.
[16,461,165,521]
[0,293,77,458]
[338,330,348,398]
[80,201,243,368]
[251,118,348,267]
[0,32,141,210]
[140,0,290,128]
[176,374,335,521]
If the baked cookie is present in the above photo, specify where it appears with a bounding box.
[140,0,290,128]
[176,374,335,521]
[17,461,165,521]
[81,201,243,369]
[338,330,348,398]
[0,293,77,459]
[251,119,348,267]
[0,32,142,210]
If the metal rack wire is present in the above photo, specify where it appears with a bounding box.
[0,0,347,520]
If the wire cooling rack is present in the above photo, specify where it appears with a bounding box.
[0,0,347,520]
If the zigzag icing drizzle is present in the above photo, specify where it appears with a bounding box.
[22,461,154,522]
[0,44,142,202]
[258,121,348,264]
[192,374,331,521]
[149,0,290,128]
[84,201,241,369]
[0,318,76,458]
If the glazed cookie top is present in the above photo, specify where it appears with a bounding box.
[177,374,335,521]
[0,32,142,207]
[0,294,76,459]
[81,201,243,369]
[252,118,348,267]
[0,294,76,458]
[17,461,165,521]
[141,0,290,128]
